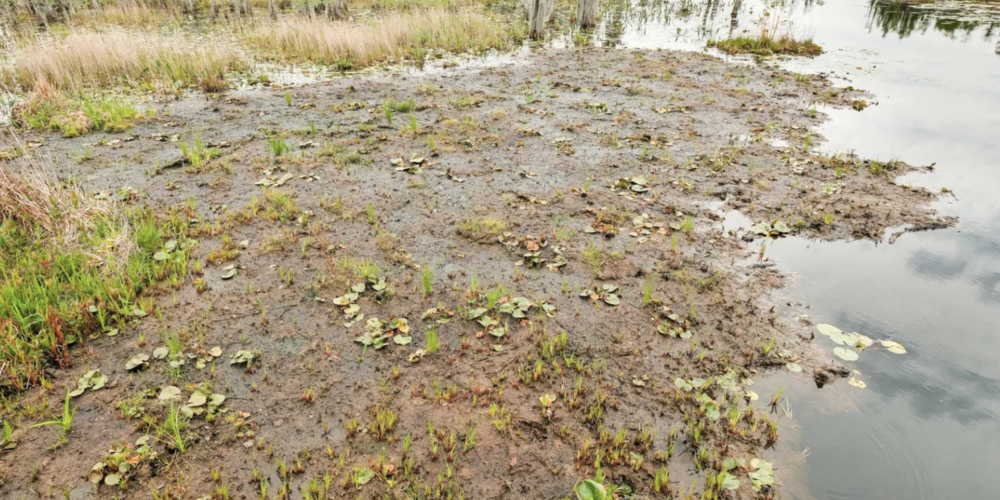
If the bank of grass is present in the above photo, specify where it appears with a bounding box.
[247,9,524,68]
[0,164,187,392]
[708,35,822,56]
[4,31,248,93]
[13,81,143,137]
[708,14,822,57]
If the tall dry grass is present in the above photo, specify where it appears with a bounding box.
[4,31,249,93]
[247,9,523,67]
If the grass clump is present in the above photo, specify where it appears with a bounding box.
[708,16,821,56]
[0,164,187,391]
[5,31,248,94]
[247,9,522,68]
[456,217,507,236]
[13,81,140,137]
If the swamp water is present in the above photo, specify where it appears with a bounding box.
[586,0,1000,497]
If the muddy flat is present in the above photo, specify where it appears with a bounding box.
[0,48,950,499]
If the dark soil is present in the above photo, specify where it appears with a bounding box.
[0,47,952,500]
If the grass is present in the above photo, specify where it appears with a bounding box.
[31,390,77,432]
[456,217,507,236]
[247,9,523,68]
[708,15,821,56]
[13,81,141,137]
[4,31,248,94]
[0,164,186,391]
[426,325,439,353]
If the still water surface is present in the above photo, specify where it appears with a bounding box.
[591,0,1000,498]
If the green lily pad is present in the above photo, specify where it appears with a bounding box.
[880,340,906,354]
[394,336,412,345]
[158,386,181,401]
[816,323,842,337]
[604,294,620,306]
[153,347,169,360]
[833,347,859,361]
[125,353,149,371]
[153,251,167,261]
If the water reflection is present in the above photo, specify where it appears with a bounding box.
[868,0,1000,42]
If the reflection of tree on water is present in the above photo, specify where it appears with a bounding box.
[867,0,1000,43]
[595,0,820,45]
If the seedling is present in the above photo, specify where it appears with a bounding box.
[32,390,76,433]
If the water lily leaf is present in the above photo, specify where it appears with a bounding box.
[187,390,208,407]
[106,328,119,337]
[230,350,257,366]
[848,377,867,389]
[159,386,181,400]
[209,346,223,357]
[104,473,121,486]
[828,331,851,346]
[69,387,86,397]
[153,251,167,261]
[393,317,410,334]
[153,347,169,359]
[542,302,557,317]
[351,283,366,293]
[721,472,741,490]
[785,362,802,373]
[674,378,693,392]
[604,294,620,306]
[125,353,149,371]
[468,308,488,319]
[394,336,412,345]
[880,340,906,354]
[745,390,759,401]
[132,307,147,317]
[408,349,427,363]
[208,394,226,407]
[356,468,375,486]
[773,221,790,234]
[816,324,841,337]
[164,240,177,251]
[854,334,874,348]
[602,284,619,293]
[833,347,859,361]
[221,267,238,280]
[575,479,607,500]
[89,464,105,484]
[490,327,506,338]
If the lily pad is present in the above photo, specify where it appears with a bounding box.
[153,251,167,261]
[394,336,412,345]
[221,268,238,280]
[848,377,867,389]
[816,323,842,337]
[603,294,620,306]
[230,350,258,366]
[153,347,169,359]
[158,386,181,401]
[125,353,149,371]
[408,349,427,363]
[880,340,906,354]
[833,347,859,361]
[785,362,803,373]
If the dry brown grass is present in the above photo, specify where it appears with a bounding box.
[247,9,522,67]
[0,161,104,240]
[4,31,249,93]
